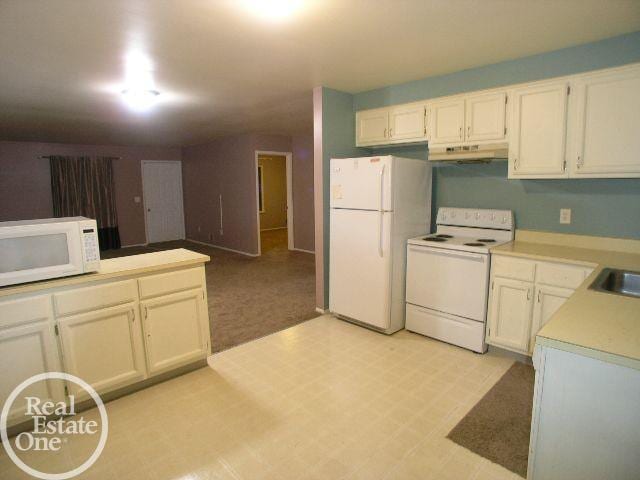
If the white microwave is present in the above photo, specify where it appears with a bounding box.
[0,217,101,287]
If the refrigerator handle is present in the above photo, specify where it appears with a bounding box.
[378,164,385,257]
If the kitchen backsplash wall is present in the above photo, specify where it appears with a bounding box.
[359,31,640,239]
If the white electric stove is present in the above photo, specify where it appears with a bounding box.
[405,207,514,353]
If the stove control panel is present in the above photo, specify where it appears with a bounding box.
[436,208,514,230]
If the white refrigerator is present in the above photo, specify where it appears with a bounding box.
[329,155,431,333]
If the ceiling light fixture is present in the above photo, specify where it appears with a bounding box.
[244,0,302,21]
[121,88,160,110]
[120,51,160,111]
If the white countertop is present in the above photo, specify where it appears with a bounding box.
[491,235,640,370]
[0,249,210,298]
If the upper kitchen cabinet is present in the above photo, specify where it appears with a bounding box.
[428,98,465,144]
[509,81,569,179]
[388,103,427,142]
[429,92,507,146]
[355,103,427,147]
[465,92,507,142]
[356,108,389,146]
[570,65,640,178]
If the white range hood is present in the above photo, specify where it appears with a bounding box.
[428,142,508,162]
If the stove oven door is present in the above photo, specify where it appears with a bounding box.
[406,244,489,322]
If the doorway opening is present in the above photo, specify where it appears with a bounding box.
[255,151,293,255]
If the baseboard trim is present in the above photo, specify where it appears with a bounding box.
[292,247,315,254]
[120,242,148,248]
[186,238,259,257]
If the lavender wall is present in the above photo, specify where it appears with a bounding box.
[182,133,315,255]
[291,134,314,252]
[0,141,181,246]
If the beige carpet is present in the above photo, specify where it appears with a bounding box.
[447,361,535,478]
[102,230,317,352]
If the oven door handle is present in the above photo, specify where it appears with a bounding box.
[408,245,486,262]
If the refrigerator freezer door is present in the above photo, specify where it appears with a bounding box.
[330,209,393,330]
[330,156,393,211]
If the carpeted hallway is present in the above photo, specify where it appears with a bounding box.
[102,230,317,352]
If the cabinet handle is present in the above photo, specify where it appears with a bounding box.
[129,309,135,322]
[459,126,463,139]
[467,125,470,138]
[389,128,393,138]
[527,288,531,301]
[577,155,583,169]
[384,128,387,138]
[514,158,519,170]
[537,290,541,303]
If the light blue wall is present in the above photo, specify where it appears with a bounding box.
[356,31,640,239]
[321,88,369,306]
[355,31,640,110]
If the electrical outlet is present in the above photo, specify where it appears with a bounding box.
[560,208,572,224]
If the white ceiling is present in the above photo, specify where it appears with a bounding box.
[1,0,639,147]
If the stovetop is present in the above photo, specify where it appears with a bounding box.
[408,233,511,254]
[408,208,515,254]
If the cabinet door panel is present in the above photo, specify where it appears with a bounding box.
[572,67,640,177]
[58,303,146,397]
[487,277,533,353]
[529,285,573,353]
[429,99,465,144]
[0,320,64,424]
[141,289,207,376]
[510,82,569,178]
[356,109,389,146]
[465,92,507,142]
[389,104,426,141]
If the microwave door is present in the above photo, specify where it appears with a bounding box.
[0,223,84,286]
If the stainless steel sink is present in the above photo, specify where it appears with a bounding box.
[589,268,640,298]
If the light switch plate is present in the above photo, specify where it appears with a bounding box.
[560,208,571,224]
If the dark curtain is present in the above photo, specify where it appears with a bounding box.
[50,156,121,250]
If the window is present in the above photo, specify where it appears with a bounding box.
[257,164,265,213]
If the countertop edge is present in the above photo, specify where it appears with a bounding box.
[0,250,210,298]
[536,336,640,371]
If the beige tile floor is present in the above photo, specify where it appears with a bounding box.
[1,315,522,480]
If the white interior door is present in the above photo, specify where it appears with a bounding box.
[329,209,392,329]
[142,161,186,243]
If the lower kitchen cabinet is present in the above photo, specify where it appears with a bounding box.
[141,288,209,376]
[529,285,574,352]
[58,302,147,398]
[487,254,594,355]
[0,295,64,423]
[487,277,533,353]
